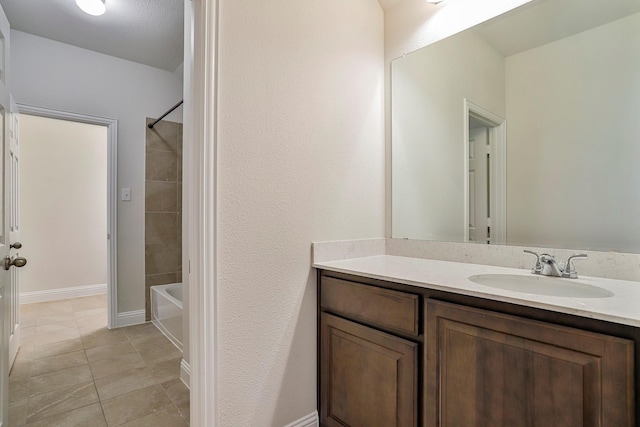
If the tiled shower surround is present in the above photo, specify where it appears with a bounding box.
[145,118,183,321]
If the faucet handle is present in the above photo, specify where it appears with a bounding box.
[539,253,555,262]
[562,254,588,278]
[523,250,542,274]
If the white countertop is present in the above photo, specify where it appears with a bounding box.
[313,255,640,327]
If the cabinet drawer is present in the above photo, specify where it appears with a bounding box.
[321,277,420,336]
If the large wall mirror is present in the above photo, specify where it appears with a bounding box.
[392,0,640,253]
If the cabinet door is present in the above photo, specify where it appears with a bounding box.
[321,313,418,427]
[425,299,634,427]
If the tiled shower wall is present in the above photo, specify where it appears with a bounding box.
[145,118,183,320]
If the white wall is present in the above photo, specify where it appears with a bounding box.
[10,30,183,313]
[505,13,640,252]
[384,0,533,236]
[216,0,385,424]
[392,31,505,240]
[20,114,107,292]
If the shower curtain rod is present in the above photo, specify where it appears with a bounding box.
[148,99,184,129]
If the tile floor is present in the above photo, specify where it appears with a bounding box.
[8,295,190,426]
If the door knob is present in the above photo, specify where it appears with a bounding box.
[4,256,27,270]
[10,242,22,249]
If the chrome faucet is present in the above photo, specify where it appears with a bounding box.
[523,250,542,274]
[562,253,588,278]
[540,254,562,277]
[524,250,588,278]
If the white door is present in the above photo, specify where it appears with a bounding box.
[0,4,12,426]
[468,127,490,243]
[7,95,20,368]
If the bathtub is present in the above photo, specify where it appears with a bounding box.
[151,283,183,352]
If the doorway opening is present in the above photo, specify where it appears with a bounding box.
[17,105,118,329]
[463,99,506,245]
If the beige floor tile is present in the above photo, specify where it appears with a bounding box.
[78,319,108,337]
[9,397,28,427]
[30,300,74,316]
[85,342,136,363]
[35,312,76,326]
[21,327,35,338]
[24,329,80,347]
[26,402,106,427]
[13,345,34,364]
[94,366,159,401]
[9,359,31,381]
[133,335,181,365]
[9,377,29,403]
[148,357,182,384]
[122,322,164,344]
[175,399,190,425]
[13,296,189,427]
[81,328,128,349]
[34,320,78,334]
[119,406,188,427]
[101,385,173,426]
[21,311,37,328]
[89,353,146,380]
[26,381,98,423]
[30,350,88,377]
[29,365,93,396]
[74,309,107,324]
[32,338,84,360]
[70,295,107,311]
[161,379,190,406]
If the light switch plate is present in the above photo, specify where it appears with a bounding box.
[121,188,131,201]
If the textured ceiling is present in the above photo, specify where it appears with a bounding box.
[0,0,184,72]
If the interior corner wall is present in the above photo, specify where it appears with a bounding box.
[216,0,385,424]
[383,0,533,237]
[505,12,640,252]
[9,30,183,314]
[20,114,107,293]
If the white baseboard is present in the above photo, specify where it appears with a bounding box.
[116,310,146,327]
[20,283,107,305]
[283,411,319,427]
[180,359,191,389]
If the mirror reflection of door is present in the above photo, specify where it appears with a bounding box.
[468,122,490,243]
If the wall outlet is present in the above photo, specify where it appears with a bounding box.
[121,188,131,201]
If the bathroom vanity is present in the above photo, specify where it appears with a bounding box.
[316,256,639,427]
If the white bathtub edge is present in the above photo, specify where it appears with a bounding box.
[151,282,184,352]
[151,317,183,352]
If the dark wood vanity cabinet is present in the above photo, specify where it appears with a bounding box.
[319,276,421,426]
[320,314,418,427]
[425,299,634,427]
[318,271,637,427]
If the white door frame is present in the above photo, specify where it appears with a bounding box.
[16,104,118,329]
[463,99,507,245]
[189,0,219,425]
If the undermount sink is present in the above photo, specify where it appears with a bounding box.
[468,274,614,298]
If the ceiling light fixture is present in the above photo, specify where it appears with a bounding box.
[76,0,106,16]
